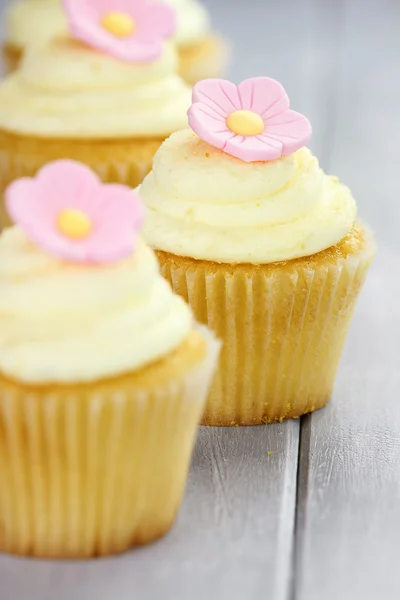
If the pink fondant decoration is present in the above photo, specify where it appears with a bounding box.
[187,77,312,162]
[5,160,144,264]
[62,0,176,63]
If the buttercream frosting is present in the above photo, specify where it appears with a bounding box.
[4,0,210,49]
[4,0,67,48]
[0,227,192,384]
[165,0,210,45]
[140,129,357,264]
[0,37,191,138]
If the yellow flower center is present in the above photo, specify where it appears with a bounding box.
[226,110,265,136]
[101,12,135,38]
[57,209,92,240]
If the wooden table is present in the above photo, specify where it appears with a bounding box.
[0,0,399,598]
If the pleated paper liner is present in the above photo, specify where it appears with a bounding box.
[157,223,376,426]
[2,44,22,75]
[0,129,165,228]
[178,34,230,86]
[0,330,220,558]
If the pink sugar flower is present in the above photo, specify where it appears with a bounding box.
[62,0,176,63]
[5,160,144,264]
[187,77,312,162]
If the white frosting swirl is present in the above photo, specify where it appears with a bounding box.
[163,0,210,45]
[0,227,192,384]
[0,38,191,138]
[140,129,357,263]
[4,0,67,48]
[4,0,210,49]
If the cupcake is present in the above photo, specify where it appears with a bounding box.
[0,160,220,558]
[166,0,229,85]
[2,0,229,84]
[139,77,376,426]
[0,0,192,229]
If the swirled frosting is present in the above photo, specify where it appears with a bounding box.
[4,0,66,48]
[140,129,357,263]
[4,0,210,49]
[0,37,191,138]
[0,227,192,384]
[164,0,210,45]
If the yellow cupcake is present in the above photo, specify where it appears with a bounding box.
[0,6,192,229]
[165,0,229,85]
[2,0,229,84]
[156,224,374,425]
[0,164,220,557]
[139,78,376,426]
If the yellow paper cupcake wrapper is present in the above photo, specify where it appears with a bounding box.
[0,129,165,228]
[0,330,220,558]
[157,224,376,426]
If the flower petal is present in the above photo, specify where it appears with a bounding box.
[5,179,50,227]
[6,159,144,264]
[115,0,147,15]
[82,224,136,263]
[139,3,176,39]
[188,102,226,125]
[114,38,164,62]
[38,160,100,204]
[188,103,235,150]
[224,134,283,162]
[80,24,164,62]
[245,77,291,119]
[62,0,172,63]
[63,0,102,23]
[33,230,89,263]
[21,217,137,265]
[192,79,241,117]
[266,109,312,154]
[6,187,86,261]
[89,185,144,229]
[187,77,312,162]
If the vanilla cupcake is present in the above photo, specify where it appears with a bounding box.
[139,77,376,426]
[2,0,229,84]
[165,0,229,85]
[0,0,192,228]
[0,160,219,557]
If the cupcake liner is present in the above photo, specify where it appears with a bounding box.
[0,129,165,228]
[157,224,376,426]
[2,44,22,75]
[178,34,230,86]
[0,330,220,558]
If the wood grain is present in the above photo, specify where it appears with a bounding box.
[0,425,299,600]
[0,0,398,598]
[295,1,400,598]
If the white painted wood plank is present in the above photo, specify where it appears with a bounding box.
[296,1,400,598]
